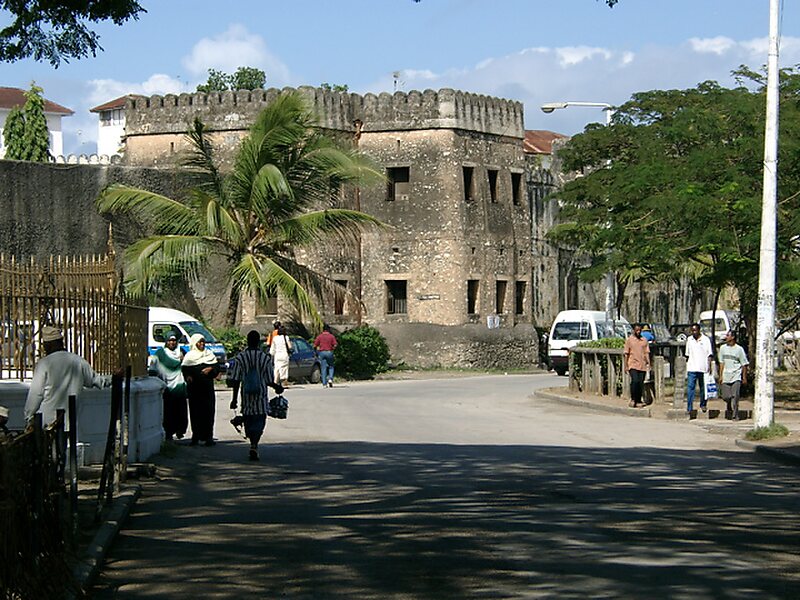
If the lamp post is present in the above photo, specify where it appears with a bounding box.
[541,101,615,325]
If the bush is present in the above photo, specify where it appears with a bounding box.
[334,325,390,380]
[212,326,247,358]
[745,423,790,441]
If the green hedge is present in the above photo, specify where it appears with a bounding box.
[334,325,390,380]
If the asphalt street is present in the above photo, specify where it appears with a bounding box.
[91,374,800,599]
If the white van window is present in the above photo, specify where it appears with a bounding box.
[180,321,218,343]
[552,322,591,341]
[152,323,182,343]
[700,318,726,336]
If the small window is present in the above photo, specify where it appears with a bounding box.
[463,166,474,202]
[334,279,348,315]
[467,280,479,315]
[387,167,410,201]
[256,292,278,316]
[495,280,507,314]
[515,281,526,315]
[386,280,408,314]
[488,169,499,203]
[511,172,522,205]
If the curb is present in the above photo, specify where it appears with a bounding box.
[735,438,800,467]
[535,390,652,418]
[70,484,142,596]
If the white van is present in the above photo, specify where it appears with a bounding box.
[699,309,741,344]
[547,310,632,376]
[148,307,227,367]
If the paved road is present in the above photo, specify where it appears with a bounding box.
[92,374,800,599]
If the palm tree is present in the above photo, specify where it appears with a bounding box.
[97,91,384,326]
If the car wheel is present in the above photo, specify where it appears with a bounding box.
[309,364,322,384]
[676,333,688,343]
[555,367,567,377]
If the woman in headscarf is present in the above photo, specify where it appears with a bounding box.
[181,333,220,446]
[269,325,293,388]
[151,334,187,440]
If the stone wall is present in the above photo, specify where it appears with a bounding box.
[376,322,537,370]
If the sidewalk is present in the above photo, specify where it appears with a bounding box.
[535,385,800,466]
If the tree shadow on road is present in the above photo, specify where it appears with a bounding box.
[92,442,800,599]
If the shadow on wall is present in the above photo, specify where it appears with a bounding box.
[93,441,800,598]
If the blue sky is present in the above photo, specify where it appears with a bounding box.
[1,0,798,155]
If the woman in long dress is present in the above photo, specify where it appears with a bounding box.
[181,333,220,446]
[269,325,293,387]
[151,334,187,440]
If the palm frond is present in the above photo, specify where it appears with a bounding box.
[264,209,385,249]
[230,253,323,327]
[182,118,227,202]
[123,235,213,296]
[97,185,201,234]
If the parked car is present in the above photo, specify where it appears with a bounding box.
[288,336,322,384]
[547,310,632,376]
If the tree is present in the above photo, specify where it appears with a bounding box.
[2,106,26,159]
[21,84,51,162]
[97,91,385,326]
[196,67,266,93]
[320,83,349,93]
[3,83,51,162]
[548,68,800,359]
[0,0,144,67]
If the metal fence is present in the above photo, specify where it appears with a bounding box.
[0,253,148,379]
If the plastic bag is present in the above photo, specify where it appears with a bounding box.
[704,373,718,399]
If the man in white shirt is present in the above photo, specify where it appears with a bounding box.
[685,323,713,414]
[25,326,112,430]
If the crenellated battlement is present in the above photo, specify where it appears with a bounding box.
[124,86,525,139]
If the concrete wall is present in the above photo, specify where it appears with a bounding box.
[0,377,164,464]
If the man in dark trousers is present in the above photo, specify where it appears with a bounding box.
[228,330,283,461]
[624,323,650,408]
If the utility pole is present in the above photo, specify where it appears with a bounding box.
[754,0,780,428]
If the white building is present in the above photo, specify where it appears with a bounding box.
[90,95,140,157]
[0,86,73,158]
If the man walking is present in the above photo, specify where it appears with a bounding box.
[685,323,713,415]
[313,324,338,388]
[718,330,749,420]
[624,323,650,408]
[25,326,112,430]
[228,330,283,461]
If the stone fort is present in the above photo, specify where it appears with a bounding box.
[0,86,701,369]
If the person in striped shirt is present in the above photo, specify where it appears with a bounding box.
[228,330,284,461]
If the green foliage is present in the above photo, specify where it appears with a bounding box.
[211,327,248,358]
[576,338,625,349]
[3,83,51,162]
[320,83,349,93]
[22,84,50,162]
[334,325,390,380]
[745,423,790,441]
[0,0,144,67]
[196,67,266,92]
[97,91,385,326]
[548,67,800,351]
[3,106,25,159]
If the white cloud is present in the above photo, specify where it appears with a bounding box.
[87,74,189,107]
[181,24,292,86]
[362,36,800,136]
[555,46,613,67]
[689,36,737,55]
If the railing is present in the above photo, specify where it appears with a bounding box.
[0,253,148,379]
[569,344,683,404]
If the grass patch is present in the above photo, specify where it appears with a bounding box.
[745,423,790,441]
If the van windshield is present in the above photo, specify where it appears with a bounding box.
[596,320,631,339]
[552,322,591,341]
[700,318,727,336]
[180,321,218,343]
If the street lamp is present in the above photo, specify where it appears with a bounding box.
[541,100,616,324]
